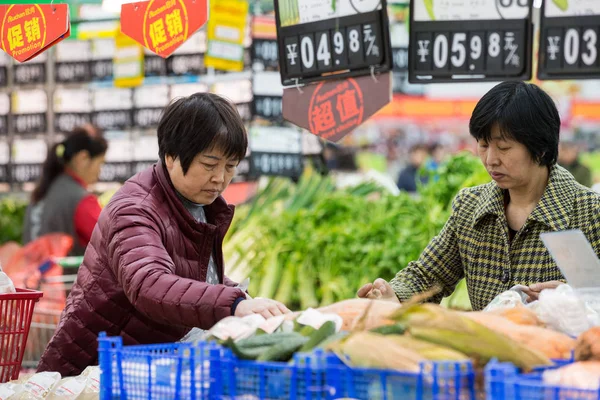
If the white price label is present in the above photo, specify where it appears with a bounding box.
[253,72,283,96]
[134,85,169,108]
[249,126,301,153]
[0,141,9,164]
[133,135,160,161]
[56,40,92,62]
[105,138,134,162]
[93,88,133,111]
[413,0,529,21]
[169,83,209,99]
[13,139,47,164]
[92,39,116,60]
[12,89,47,114]
[213,80,252,104]
[0,93,9,115]
[54,89,92,113]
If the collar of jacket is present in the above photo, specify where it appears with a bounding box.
[472,165,576,231]
[153,160,235,235]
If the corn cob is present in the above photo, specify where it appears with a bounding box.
[389,303,552,371]
[386,335,469,361]
[340,332,424,372]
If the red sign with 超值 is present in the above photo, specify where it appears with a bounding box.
[283,73,392,143]
[0,4,70,63]
[120,0,208,58]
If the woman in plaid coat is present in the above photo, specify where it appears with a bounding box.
[358,81,600,310]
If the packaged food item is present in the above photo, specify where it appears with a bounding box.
[0,382,22,400]
[46,376,85,400]
[13,372,61,399]
[0,263,15,294]
[543,361,600,390]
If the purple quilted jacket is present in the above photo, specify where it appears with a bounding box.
[37,162,245,376]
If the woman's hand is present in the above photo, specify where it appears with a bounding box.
[234,298,291,319]
[357,278,400,303]
[521,280,563,302]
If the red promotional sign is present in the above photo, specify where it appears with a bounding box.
[0,4,70,63]
[283,73,392,143]
[121,0,208,58]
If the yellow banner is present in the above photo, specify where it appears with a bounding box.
[114,28,144,88]
[204,0,248,71]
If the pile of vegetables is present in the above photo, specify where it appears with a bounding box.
[225,153,490,310]
[0,197,27,245]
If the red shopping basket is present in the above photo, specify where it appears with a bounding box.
[0,288,43,383]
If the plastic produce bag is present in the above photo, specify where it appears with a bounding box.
[483,286,528,312]
[0,265,15,294]
[535,284,595,337]
[12,372,61,399]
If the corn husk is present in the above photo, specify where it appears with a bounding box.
[390,303,552,371]
[386,335,469,361]
[339,331,424,372]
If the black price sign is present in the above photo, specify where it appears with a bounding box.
[144,56,168,77]
[91,60,113,80]
[133,108,163,128]
[93,110,133,130]
[0,164,7,183]
[252,95,283,121]
[12,114,46,134]
[409,0,533,83]
[166,54,205,76]
[0,67,7,87]
[538,1,600,80]
[275,4,392,86]
[250,152,303,178]
[55,113,92,133]
[0,116,7,136]
[132,161,156,175]
[14,63,46,85]
[99,162,132,182]
[56,62,92,83]
[253,39,279,69]
[11,164,41,183]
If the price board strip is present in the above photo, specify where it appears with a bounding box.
[276,4,393,87]
[538,0,600,80]
[409,0,533,83]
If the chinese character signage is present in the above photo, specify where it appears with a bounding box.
[538,0,600,80]
[120,0,208,58]
[409,0,533,83]
[283,72,391,142]
[274,0,392,86]
[0,4,70,62]
[205,0,249,72]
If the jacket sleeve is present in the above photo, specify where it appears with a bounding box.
[223,275,239,287]
[107,203,246,329]
[389,190,466,303]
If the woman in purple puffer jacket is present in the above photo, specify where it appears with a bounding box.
[38,93,290,376]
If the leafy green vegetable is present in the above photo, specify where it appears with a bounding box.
[225,153,489,310]
[0,197,27,245]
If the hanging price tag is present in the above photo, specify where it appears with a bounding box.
[120,0,208,58]
[0,4,70,63]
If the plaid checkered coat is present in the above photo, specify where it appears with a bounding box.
[390,165,600,310]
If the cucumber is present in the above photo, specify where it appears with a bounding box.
[226,339,272,360]
[298,325,316,337]
[236,332,303,349]
[256,336,309,362]
[299,321,337,352]
[369,323,407,335]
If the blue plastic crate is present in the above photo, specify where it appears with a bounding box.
[219,349,330,400]
[98,333,225,400]
[486,360,600,400]
[98,333,475,400]
[324,354,475,400]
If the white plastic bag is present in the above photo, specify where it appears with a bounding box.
[483,288,527,312]
[13,372,61,399]
[535,284,594,337]
[0,263,15,294]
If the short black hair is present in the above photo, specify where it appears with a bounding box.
[469,81,560,166]
[158,92,248,174]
